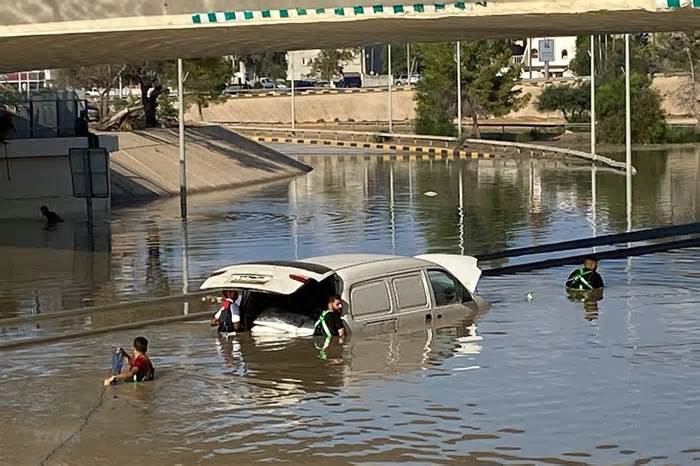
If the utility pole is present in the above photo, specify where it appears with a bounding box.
[528,37,533,80]
[625,34,632,233]
[177,58,187,220]
[456,41,462,138]
[590,35,596,160]
[291,53,296,131]
[388,44,393,133]
[406,43,411,81]
[590,34,597,242]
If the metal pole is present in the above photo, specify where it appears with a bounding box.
[528,38,533,80]
[591,35,597,244]
[388,44,393,133]
[291,54,296,131]
[625,34,632,232]
[407,43,411,81]
[177,58,188,220]
[457,41,462,138]
[590,35,596,160]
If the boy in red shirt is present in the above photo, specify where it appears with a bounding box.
[104,336,155,386]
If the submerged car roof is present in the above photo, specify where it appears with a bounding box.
[201,254,481,294]
[302,254,431,272]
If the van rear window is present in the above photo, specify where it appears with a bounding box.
[351,281,391,317]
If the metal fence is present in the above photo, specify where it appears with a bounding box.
[2,98,87,139]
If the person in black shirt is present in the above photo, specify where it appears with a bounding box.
[314,295,346,339]
[40,205,63,225]
[566,257,604,291]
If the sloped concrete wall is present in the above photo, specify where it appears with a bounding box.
[110,125,311,203]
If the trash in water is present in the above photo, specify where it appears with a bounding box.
[424,191,438,197]
[526,291,534,302]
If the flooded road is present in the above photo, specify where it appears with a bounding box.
[1,146,699,464]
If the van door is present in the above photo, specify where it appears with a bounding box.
[426,269,474,322]
[349,280,397,335]
[390,272,432,329]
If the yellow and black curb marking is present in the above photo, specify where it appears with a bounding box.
[251,135,493,159]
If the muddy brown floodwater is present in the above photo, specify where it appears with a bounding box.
[1,147,699,465]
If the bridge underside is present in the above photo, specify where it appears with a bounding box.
[1,2,699,72]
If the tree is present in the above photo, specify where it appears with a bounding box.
[161,57,231,120]
[310,49,356,80]
[414,43,458,136]
[414,41,526,137]
[54,65,125,118]
[537,82,591,122]
[121,63,170,127]
[570,34,656,80]
[597,72,666,144]
[0,85,22,108]
[241,52,287,81]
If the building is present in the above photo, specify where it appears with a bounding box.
[0,70,54,93]
[287,49,363,81]
[511,37,578,79]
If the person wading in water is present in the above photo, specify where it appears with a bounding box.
[566,256,604,291]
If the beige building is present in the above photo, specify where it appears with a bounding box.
[287,49,363,81]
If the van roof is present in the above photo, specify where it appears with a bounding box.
[303,254,429,272]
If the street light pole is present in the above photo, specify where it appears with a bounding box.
[457,41,462,138]
[590,35,596,160]
[407,43,411,82]
[590,34,597,243]
[291,53,296,131]
[177,58,188,220]
[625,33,632,232]
[388,44,393,133]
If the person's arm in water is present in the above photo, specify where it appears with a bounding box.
[210,308,222,327]
[103,364,139,386]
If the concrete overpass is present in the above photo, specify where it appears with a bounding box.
[1,0,699,72]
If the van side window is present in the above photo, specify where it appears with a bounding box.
[427,270,467,306]
[392,274,427,310]
[351,281,391,317]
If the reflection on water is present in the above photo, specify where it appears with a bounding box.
[1,146,698,318]
[0,146,699,464]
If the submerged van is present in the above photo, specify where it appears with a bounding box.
[200,254,488,336]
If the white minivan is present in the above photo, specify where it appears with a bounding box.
[200,254,488,336]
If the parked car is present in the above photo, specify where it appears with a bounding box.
[222,83,250,95]
[395,75,421,86]
[200,254,488,337]
[292,79,317,89]
[334,73,362,88]
[259,77,287,89]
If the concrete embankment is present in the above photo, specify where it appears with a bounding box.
[192,76,694,125]
[109,125,311,203]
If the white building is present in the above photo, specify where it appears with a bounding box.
[286,49,363,81]
[512,36,578,79]
[0,70,54,93]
